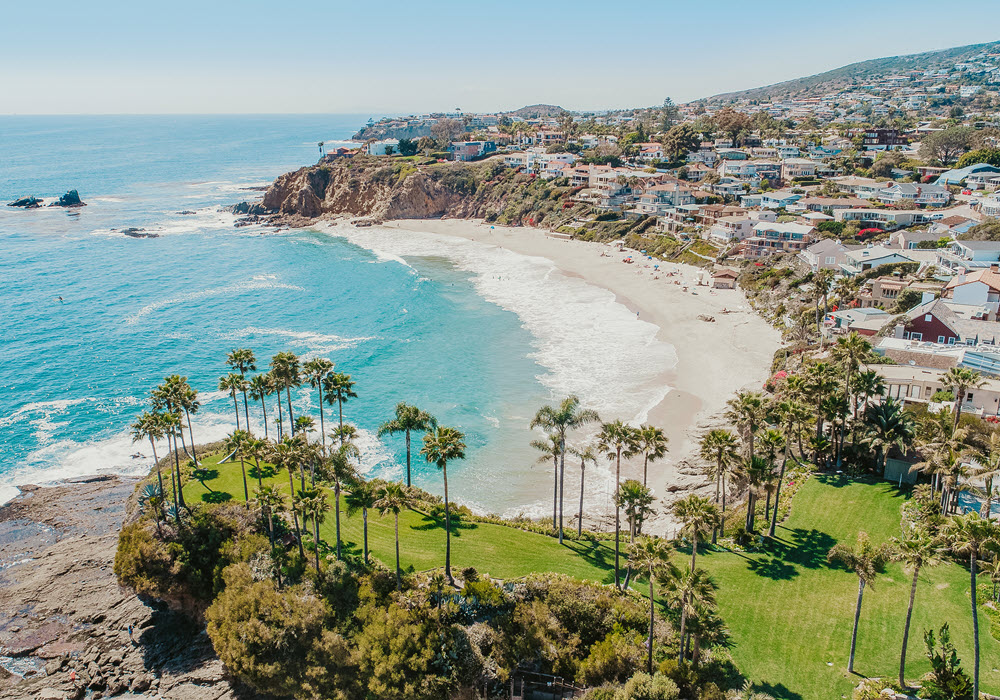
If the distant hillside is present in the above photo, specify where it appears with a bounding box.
[506,103,567,119]
[704,40,1000,103]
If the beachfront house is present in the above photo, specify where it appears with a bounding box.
[840,246,915,276]
[742,221,813,258]
[712,267,740,289]
[799,238,857,272]
[876,182,951,207]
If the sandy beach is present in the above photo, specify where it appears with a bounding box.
[382,219,783,532]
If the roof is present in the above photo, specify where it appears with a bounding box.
[945,268,1000,293]
[712,267,739,279]
[935,163,1000,184]
[753,221,814,235]
[954,241,1000,251]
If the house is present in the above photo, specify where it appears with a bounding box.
[928,215,977,237]
[826,307,891,336]
[709,177,746,197]
[682,163,712,181]
[634,184,696,215]
[799,238,858,272]
[834,176,886,199]
[857,275,941,309]
[367,138,400,156]
[776,145,801,159]
[937,241,1000,271]
[892,229,946,249]
[894,297,1000,345]
[708,215,757,243]
[863,129,909,150]
[875,365,1000,417]
[450,140,496,162]
[743,221,813,258]
[782,158,821,180]
[761,191,802,209]
[943,266,1000,317]
[711,267,740,289]
[840,246,916,275]
[981,194,1000,219]
[833,209,931,229]
[935,163,1000,186]
[797,196,870,212]
[877,182,951,207]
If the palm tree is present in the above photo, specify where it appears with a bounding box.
[864,398,916,476]
[294,486,330,574]
[530,396,600,543]
[178,381,201,466]
[345,481,378,564]
[323,372,357,447]
[661,564,717,664]
[226,348,257,429]
[616,480,655,542]
[151,375,196,462]
[248,374,272,439]
[769,400,805,537]
[700,429,739,541]
[756,428,784,522]
[219,373,248,431]
[421,426,466,584]
[942,367,985,435]
[628,537,671,674]
[376,482,413,590]
[530,434,561,531]
[131,411,167,508]
[736,455,772,532]
[851,370,886,433]
[598,420,640,589]
[637,424,669,488]
[945,511,1000,699]
[969,432,1000,520]
[805,362,839,441]
[725,391,768,461]
[269,436,306,559]
[161,410,186,517]
[569,444,598,537]
[827,532,893,673]
[672,494,720,574]
[223,429,252,506]
[326,443,359,560]
[891,526,942,688]
[270,352,302,436]
[303,358,334,453]
[378,403,437,487]
[255,484,285,549]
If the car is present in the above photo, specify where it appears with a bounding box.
[962,189,973,195]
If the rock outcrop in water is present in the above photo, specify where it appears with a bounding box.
[6,196,43,209]
[48,190,86,208]
[242,156,592,228]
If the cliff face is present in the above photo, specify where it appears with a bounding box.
[255,156,592,228]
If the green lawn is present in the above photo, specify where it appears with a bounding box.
[171,455,999,700]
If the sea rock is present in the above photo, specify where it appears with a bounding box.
[118,228,159,239]
[176,210,196,215]
[230,201,267,216]
[48,191,86,208]
[6,196,43,208]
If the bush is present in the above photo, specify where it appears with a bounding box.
[613,672,680,700]
[931,390,955,402]
[579,630,646,686]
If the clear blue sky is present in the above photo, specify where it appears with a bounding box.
[1,0,995,114]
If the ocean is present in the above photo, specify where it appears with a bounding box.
[0,115,675,517]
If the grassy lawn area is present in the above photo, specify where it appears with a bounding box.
[170,454,998,699]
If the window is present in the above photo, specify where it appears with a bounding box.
[967,393,974,403]
[925,314,933,321]
[948,337,956,345]
[825,256,836,264]
[938,336,946,343]
[908,332,923,341]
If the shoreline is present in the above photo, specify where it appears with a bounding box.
[378,218,783,533]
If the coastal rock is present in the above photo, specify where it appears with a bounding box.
[48,191,85,208]
[117,228,159,239]
[6,196,43,209]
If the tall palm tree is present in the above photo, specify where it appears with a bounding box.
[345,481,378,564]
[805,362,839,441]
[756,428,785,523]
[245,435,267,489]
[254,484,285,551]
[178,381,201,466]
[851,370,886,444]
[616,479,655,542]
[725,391,768,461]
[269,436,306,559]
[219,373,248,431]
[530,395,600,544]
[636,424,669,488]
[969,432,1000,520]
[628,537,671,674]
[736,455,772,532]
[131,411,167,508]
[531,434,561,531]
[672,494,720,574]
[270,352,302,436]
[569,444,598,537]
[827,532,893,673]
[151,375,196,461]
[161,410,186,517]
[326,443,359,560]
[323,372,357,447]
[598,420,640,589]
[226,348,257,429]
[891,526,942,688]
[378,403,437,487]
[376,482,413,590]
[248,374,272,439]
[864,398,916,476]
[661,564,717,664]
[942,367,985,436]
[945,511,1000,699]
[294,486,330,574]
[302,358,334,453]
[421,426,466,584]
[700,429,739,541]
[223,429,252,506]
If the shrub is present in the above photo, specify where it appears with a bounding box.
[613,672,680,700]
[579,630,646,686]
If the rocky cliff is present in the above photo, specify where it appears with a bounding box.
[250,156,591,228]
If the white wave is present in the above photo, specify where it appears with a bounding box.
[217,326,375,357]
[125,278,305,325]
[325,224,677,423]
[0,398,93,430]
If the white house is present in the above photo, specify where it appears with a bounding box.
[367,139,400,156]
[877,182,951,207]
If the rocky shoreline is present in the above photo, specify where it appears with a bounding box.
[0,477,248,700]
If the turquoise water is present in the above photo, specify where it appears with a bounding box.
[0,115,676,516]
[0,115,556,511]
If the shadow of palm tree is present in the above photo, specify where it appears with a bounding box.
[561,539,617,583]
[248,464,276,480]
[201,490,232,504]
[747,556,799,580]
[755,681,803,700]
[409,510,477,535]
[781,527,837,569]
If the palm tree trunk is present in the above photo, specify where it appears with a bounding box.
[241,379,250,431]
[276,394,283,440]
[720,477,727,538]
[254,457,262,489]
[769,440,790,538]
[558,436,566,544]
[647,574,655,674]
[149,438,165,510]
[172,434,186,511]
[690,538,698,575]
[405,430,412,487]
[849,579,864,673]
[286,387,295,436]
[317,385,326,454]
[184,410,198,466]
[394,512,401,590]
[362,508,369,563]
[615,450,622,590]
[765,490,772,523]
[578,460,585,538]
[900,565,920,688]
[973,551,981,700]
[239,457,249,507]
[335,482,342,560]
[314,512,321,574]
[552,455,558,533]
[712,464,721,544]
[286,467,305,559]
[678,596,687,664]
[260,397,269,439]
[444,463,452,583]
[643,455,649,487]
[232,393,241,431]
[337,400,344,446]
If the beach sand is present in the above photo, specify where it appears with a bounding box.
[383,219,783,533]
